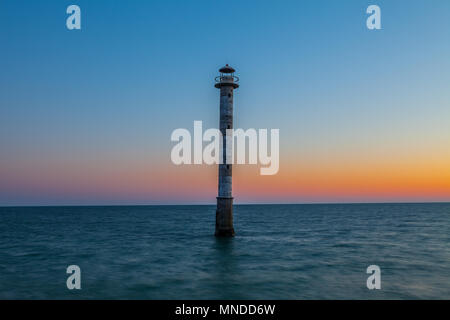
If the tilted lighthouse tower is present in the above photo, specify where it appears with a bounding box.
[214,65,239,237]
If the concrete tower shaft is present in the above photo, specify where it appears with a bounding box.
[214,65,239,237]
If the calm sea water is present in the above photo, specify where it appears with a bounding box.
[0,203,449,299]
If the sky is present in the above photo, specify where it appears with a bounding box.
[1,0,450,206]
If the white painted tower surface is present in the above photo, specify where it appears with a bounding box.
[214,65,239,237]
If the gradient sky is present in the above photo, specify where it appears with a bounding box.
[1,0,450,205]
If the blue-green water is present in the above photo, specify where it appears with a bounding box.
[0,203,449,299]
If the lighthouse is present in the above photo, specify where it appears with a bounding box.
[214,65,239,237]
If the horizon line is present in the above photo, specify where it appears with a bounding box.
[1,201,450,208]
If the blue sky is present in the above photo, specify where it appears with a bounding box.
[1,0,450,205]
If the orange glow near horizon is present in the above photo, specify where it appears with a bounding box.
[3,148,449,204]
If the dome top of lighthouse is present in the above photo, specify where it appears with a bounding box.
[219,64,235,74]
[215,64,239,89]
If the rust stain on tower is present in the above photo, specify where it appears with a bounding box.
[214,65,239,237]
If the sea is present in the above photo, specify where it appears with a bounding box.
[0,203,449,299]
